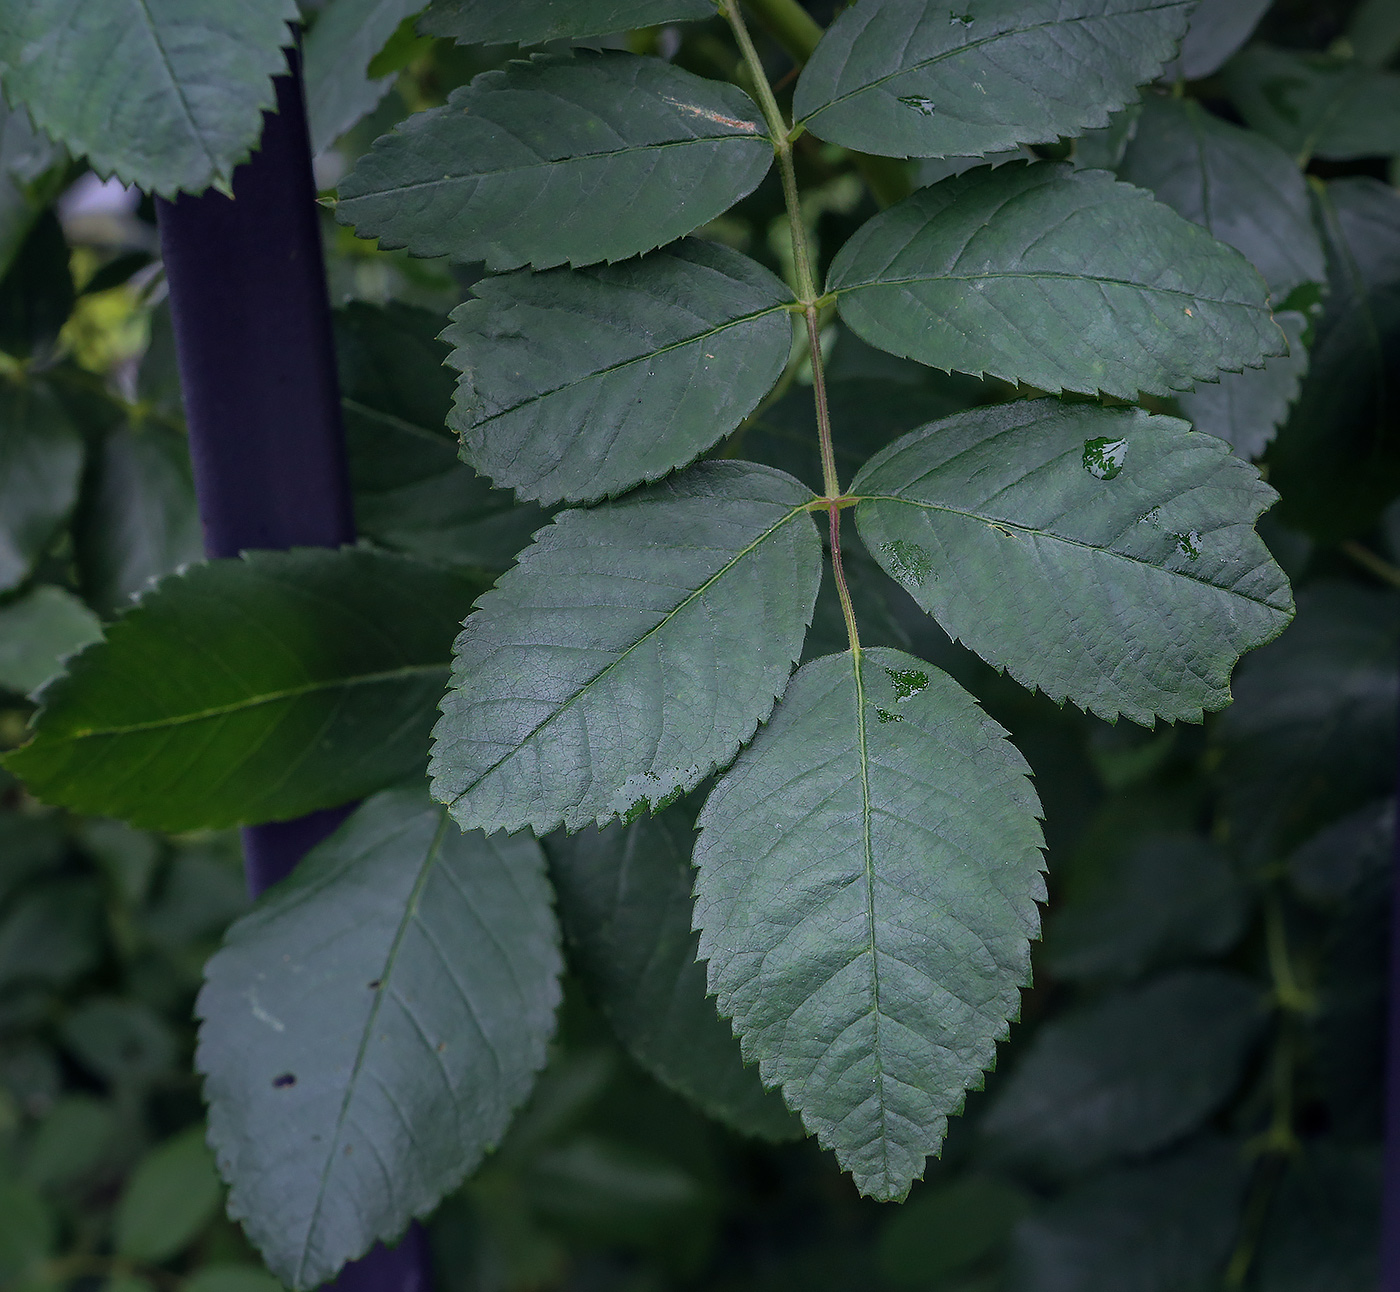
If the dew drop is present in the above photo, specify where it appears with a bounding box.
[875,708,903,724]
[1082,436,1127,480]
[1173,529,1202,559]
[898,95,938,116]
[884,666,929,702]
[880,540,933,586]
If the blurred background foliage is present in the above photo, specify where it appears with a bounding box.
[0,0,1397,1288]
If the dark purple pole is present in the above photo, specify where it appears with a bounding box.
[156,44,430,1292]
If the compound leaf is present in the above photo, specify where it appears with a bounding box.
[828,164,1281,400]
[1117,95,1324,301]
[419,0,715,45]
[981,970,1263,1175]
[692,648,1045,1201]
[851,403,1293,725]
[792,0,1191,160]
[547,803,801,1142]
[337,302,548,573]
[0,378,83,594]
[447,240,794,504]
[1224,47,1400,165]
[198,786,561,1290]
[337,50,772,272]
[1177,311,1308,459]
[5,548,481,831]
[430,461,821,835]
[0,0,297,196]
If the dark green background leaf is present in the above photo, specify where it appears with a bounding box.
[0,585,101,696]
[337,50,773,271]
[6,548,482,831]
[547,804,801,1142]
[199,787,561,1290]
[418,0,715,45]
[0,378,83,593]
[981,971,1263,1176]
[114,1127,222,1263]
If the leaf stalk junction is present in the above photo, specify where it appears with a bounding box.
[722,0,862,656]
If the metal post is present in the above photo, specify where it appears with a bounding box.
[156,43,430,1292]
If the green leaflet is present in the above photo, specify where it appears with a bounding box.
[851,403,1293,725]
[73,422,204,617]
[1008,1140,1247,1291]
[828,164,1282,400]
[1217,583,1400,864]
[792,0,1192,160]
[0,586,102,697]
[1254,1146,1381,1291]
[692,648,1045,1201]
[336,50,773,272]
[1117,96,1324,301]
[418,0,715,45]
[1224,47,1400,165]
[304,0,424,155]
[4,548,482,832]
[877,1176,1029,1287]
[546,804,801,1142]
[1348,0,1400,70]
[1177,311,1308,460]
[1164,0,1271,80]
[0,378,83,594]
[198,787,561,1290]
[0,0,297,196]
[446,241,795,504]
[1269,180,1400,538]
[429,461,821,835]
[115,1129,222,1263]
[980,971,1263,1176]
[336,302,548,573]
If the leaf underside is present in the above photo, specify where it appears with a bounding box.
[693,648,1045,1201]
[793,0,1192,159]
[446,239,795,504]
[429,461,822,836]
[547,804,802,1142]
[0,0,297,196]
[828,163,1282,400]
[4,548,481,831]
[336,49,773,271]
[851,402,1294,725]
[418,0,715,46]
[198,786,561,1290]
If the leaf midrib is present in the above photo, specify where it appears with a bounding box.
[48,663,449,742]
[465,302,793,428]
[855,492,1287,612]
[447,501,813,811]
[832,269,1264,308]
[345,132,769,202]
[799,2,1191,120]
[132,0,218,173]
[294,808,450,1287]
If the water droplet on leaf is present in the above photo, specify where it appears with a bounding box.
[875,708,903,724]
[1082,436,1127,480]
[898,95,938,116]
[884,667,930,702]
[880,540,933,586]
